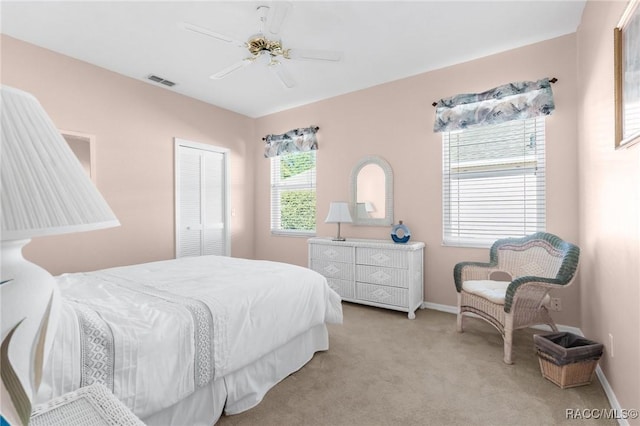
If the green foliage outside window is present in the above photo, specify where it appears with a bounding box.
[280,152,315,179]
[275,152,316,232]
[280,190,316,230]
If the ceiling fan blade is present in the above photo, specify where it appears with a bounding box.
[267,2,292,36]
[210,59,254,80]
[179,22,245,47]
[270,61,296,88]
[286,48,342,62]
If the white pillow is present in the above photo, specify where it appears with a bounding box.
[462,279,552,306]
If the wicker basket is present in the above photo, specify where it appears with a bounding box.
[537,351,599,389]
[534,332,603,389]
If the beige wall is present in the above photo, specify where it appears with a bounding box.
[1,35,256,274]
[253,34,581,325]
[576,1,640,414]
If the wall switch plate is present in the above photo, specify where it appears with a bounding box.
[549,297,562,311]
[609,333,614,358]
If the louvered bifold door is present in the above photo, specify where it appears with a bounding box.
[202,150,226,256]
[176,140,229,258]
[178,147,203,257]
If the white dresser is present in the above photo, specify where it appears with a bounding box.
[308,237,425,319]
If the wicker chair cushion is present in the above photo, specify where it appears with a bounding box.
[462,280,511,304]
[462,280,552,307]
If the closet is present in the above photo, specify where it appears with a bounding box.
[174,138,230,258]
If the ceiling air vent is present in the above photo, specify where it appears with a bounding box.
[147,74,176,87]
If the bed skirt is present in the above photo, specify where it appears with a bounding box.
[142,324,329,425]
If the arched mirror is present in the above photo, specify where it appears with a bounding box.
[350,156,393,226]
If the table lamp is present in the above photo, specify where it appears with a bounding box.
[1,86,120,425]
[324,202,352,241]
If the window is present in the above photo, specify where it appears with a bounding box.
[271,151,316,236]
[442,117,546,248]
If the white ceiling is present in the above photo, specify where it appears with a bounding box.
[1,1,586,118]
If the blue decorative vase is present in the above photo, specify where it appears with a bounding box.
[390,220,411,243]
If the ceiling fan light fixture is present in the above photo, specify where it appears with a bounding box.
[247,35,283,57]
[181,2,341,87]
[257,51,273,65]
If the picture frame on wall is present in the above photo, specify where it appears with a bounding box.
[614,0,640,149]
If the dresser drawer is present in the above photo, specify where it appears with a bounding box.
[310,244,354,263]
[356,282,408,307]
[356,265,409,288]
[326,278,355,299]
[310,259,354,281]
[356,247,408,269]
[309,238,424,319]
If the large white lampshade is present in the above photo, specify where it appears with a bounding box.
[324,202,352,241]
[0,86,119,425]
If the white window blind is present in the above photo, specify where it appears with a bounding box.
[271,151,316,236]
[443,117,546,248]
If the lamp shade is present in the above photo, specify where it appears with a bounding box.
[1,86,119,240]
[325,202,353,224]
[1,86,120,425]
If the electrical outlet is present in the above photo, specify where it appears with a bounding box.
[549,297,562,311]
[609,333,614,358]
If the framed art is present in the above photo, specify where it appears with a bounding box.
[614,0,640,149]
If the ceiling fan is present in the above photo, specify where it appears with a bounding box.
[179,3,343,88]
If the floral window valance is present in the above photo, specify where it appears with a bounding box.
[263,126,319,158]
[433,78,555,133]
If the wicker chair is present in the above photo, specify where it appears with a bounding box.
[453,232,580,364]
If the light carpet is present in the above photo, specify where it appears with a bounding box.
[217,303,613,426]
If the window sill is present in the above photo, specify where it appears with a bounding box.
[271,230,316,238]
[442,240,493,249]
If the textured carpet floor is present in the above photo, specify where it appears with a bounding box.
[217,303,613,426]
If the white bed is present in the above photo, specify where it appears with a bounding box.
[35,255,343,425]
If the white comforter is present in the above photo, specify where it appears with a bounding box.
[36,255,343,418]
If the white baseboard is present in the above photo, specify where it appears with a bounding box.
[594,365,630,426]
[421,301,457,314]
[422,300,626,425]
